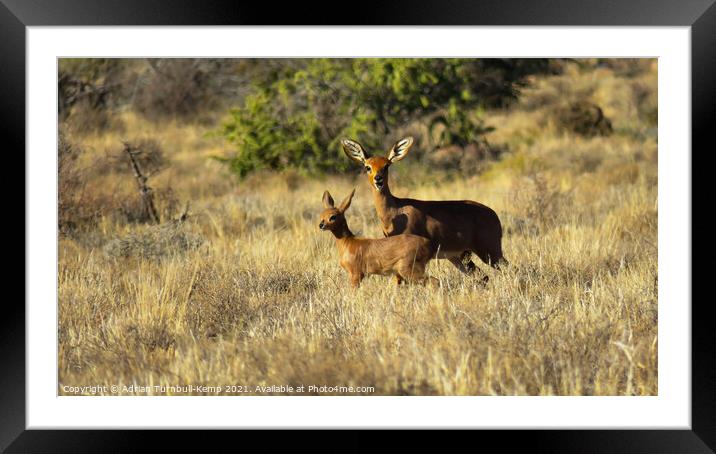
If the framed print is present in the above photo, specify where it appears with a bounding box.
[5,0,712,451]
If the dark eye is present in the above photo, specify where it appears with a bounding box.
[329,215,337,222]
[365,166,371,174]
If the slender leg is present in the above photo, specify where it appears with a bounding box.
[398,263,429,285]
[349,272,363,288]
[394,274,404,285]
[448,256,489,284]
[492,255,509,270]
[474,245,508,270]
[448,255,477,274]
[462,251,477,270]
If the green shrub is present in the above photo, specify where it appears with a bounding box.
[221,58,554,177]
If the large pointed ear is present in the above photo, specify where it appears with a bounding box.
[322,190,335,208]
[387,137,414,162]
[341,139,369,164]
[338,188,356,213]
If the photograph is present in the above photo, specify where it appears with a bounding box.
[56,57,658,397]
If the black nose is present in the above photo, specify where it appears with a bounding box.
[375,176,383,183]
[319,222,325,230]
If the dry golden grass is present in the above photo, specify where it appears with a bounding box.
[58,60,657,395]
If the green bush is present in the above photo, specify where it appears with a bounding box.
[221,58,554,177]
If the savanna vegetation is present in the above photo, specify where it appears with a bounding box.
[58,58,657,395]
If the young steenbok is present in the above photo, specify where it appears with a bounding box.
[319,189,437,288]
[342,137,507,280]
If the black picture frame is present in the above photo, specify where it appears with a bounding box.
[3,0,710,451]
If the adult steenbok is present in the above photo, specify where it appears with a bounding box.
[342,137,507,279]
[318,189,437,288]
